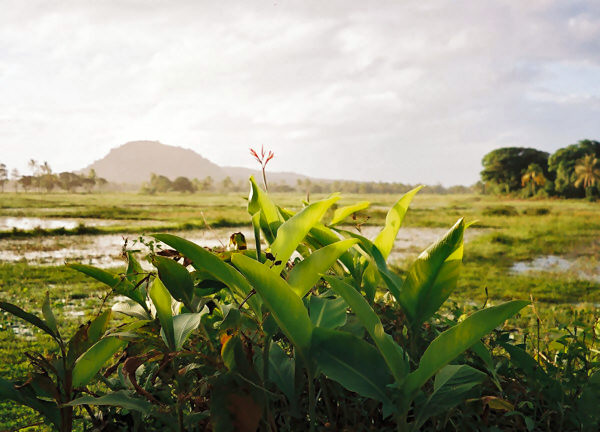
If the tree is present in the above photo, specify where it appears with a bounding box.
[149,173,172,193]
[481,147,550,193]
[574,154,600,192]
[201,176,214,191]
[10,168,19,192]
[521,163,546,196]
[58,172,83,192]
[0,163,7,192]
[18,176,34,192]
[220,176,234,191]
[172,176,196,193]
[549,140,600,198]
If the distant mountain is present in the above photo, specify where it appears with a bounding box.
[82,141,310,185]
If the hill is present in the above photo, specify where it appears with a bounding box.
[82,141,310,185]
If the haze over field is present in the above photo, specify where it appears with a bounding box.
[1,1,600,185]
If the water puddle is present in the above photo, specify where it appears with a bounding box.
[0,226,485,268]
[511,255,600,283]
[0,216,119,231]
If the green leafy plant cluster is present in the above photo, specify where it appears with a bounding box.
[1,176,540,431]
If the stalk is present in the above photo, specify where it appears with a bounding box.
[308,374,316,432]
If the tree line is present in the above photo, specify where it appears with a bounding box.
[140,173,474,195]
[481,139,600,199]
[0,160,107,193]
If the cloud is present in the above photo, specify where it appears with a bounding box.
[1,0,599,185]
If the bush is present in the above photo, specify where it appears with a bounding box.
[483,205,519,216]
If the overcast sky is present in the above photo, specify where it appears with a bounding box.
[1,0,600,185]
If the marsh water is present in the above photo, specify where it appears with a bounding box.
[0,222,483,268]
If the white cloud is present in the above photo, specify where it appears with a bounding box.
[1,0,599,185]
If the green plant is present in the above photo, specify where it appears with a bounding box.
[0,176,533,431]
[0,293,124,432]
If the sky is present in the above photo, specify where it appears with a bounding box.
[1,0,600,185]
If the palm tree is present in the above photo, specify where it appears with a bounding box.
[574,154,600,190]
[521,163,546,195]
[28,159,38,175]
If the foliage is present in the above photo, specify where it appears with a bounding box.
[2,181,600,431]
[549,139,600,198]
[481,148,550,193]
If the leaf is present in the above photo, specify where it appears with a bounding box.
[231,254,313,358]
[172,312,204,351]
[311,327,393,404]
[307,224,357,276]
[373,185,422,259]
[399,218,465,327]
[338,230,403,302]
[267,343,295,405]
[149,277,175,350]
[154,255,195,310]
[405,300,529,394]
[269,195,340,274]
[0,301,56,339]
[69,263,146,307]
[152,234,261,318]
[66,390,153,413]
[0,378,61,428]
[309,296,347,329]
[67,309,112,366]
[72,336,127,388]
[248,176,283,244]
[414,364,486,428]
[482,396,514,411]
[251,211,262,262]
[287,239,359,297]
[112,302,151,320]
[41,292,59,336]
[324,276,408,382]
[125,251,146,286]
[329,201,370,226]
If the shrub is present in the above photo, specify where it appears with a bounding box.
[0,176,532,431]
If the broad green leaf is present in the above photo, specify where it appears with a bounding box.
[0,301,56,339]
[329,201,370,226]
[269,195,340,274]
[172,312,204,351]
[267,343,295,405]
[248,176,283,243]
[405,300,529,394]
[231,254,312,357]
[312,327,393,404]
[287,239,359,297]
[149,277,175,350]
[414,364,486,428]
[125,251,146,286]
[152,234,261,318]
[251,211,262,262]
[67,310,112,366]
[0,378,61,428]
[41,292,59,336]
[399,218,465,326]
[338,230,403,302]
[307,223,357,276]
[72,336,127,388]
[324,276,408,382]
[154,255,195,310]
[69,264,146,307]
[112,302,151,320]
[67,390,153,413]
[309,296,347,329]
[373,185,422,259]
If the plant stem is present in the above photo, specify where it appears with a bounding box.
[308,374,316,432]
[262,166,269,192]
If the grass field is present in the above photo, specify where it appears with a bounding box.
[1,190,599,429]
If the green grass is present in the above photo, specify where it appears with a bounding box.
[1,191,599,429]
